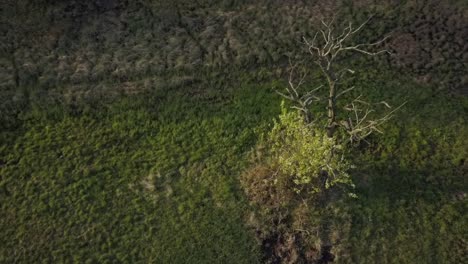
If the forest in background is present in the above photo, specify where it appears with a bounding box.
[0,0,467,263]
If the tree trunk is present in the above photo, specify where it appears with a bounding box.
[325,71,336,138]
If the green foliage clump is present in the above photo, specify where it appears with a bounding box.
[267,103,353,193]
[240,101,358,263]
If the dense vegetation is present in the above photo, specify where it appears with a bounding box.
[1,0,467,263]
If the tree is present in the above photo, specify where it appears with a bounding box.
[241,17,405,263]
[278,16,404,142]
[274,17,406,197]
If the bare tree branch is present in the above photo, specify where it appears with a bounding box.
[341,98,407,142]
[279,16,403,142]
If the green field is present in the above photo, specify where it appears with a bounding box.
[1,67,466,263]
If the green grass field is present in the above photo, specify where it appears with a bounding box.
[1,66,466,263]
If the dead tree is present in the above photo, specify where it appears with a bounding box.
[272,18,406,263]
[278,16,404,142]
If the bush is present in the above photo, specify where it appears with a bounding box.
[267,103,354,194]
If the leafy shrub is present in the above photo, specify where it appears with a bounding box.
[267,103,354,194]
